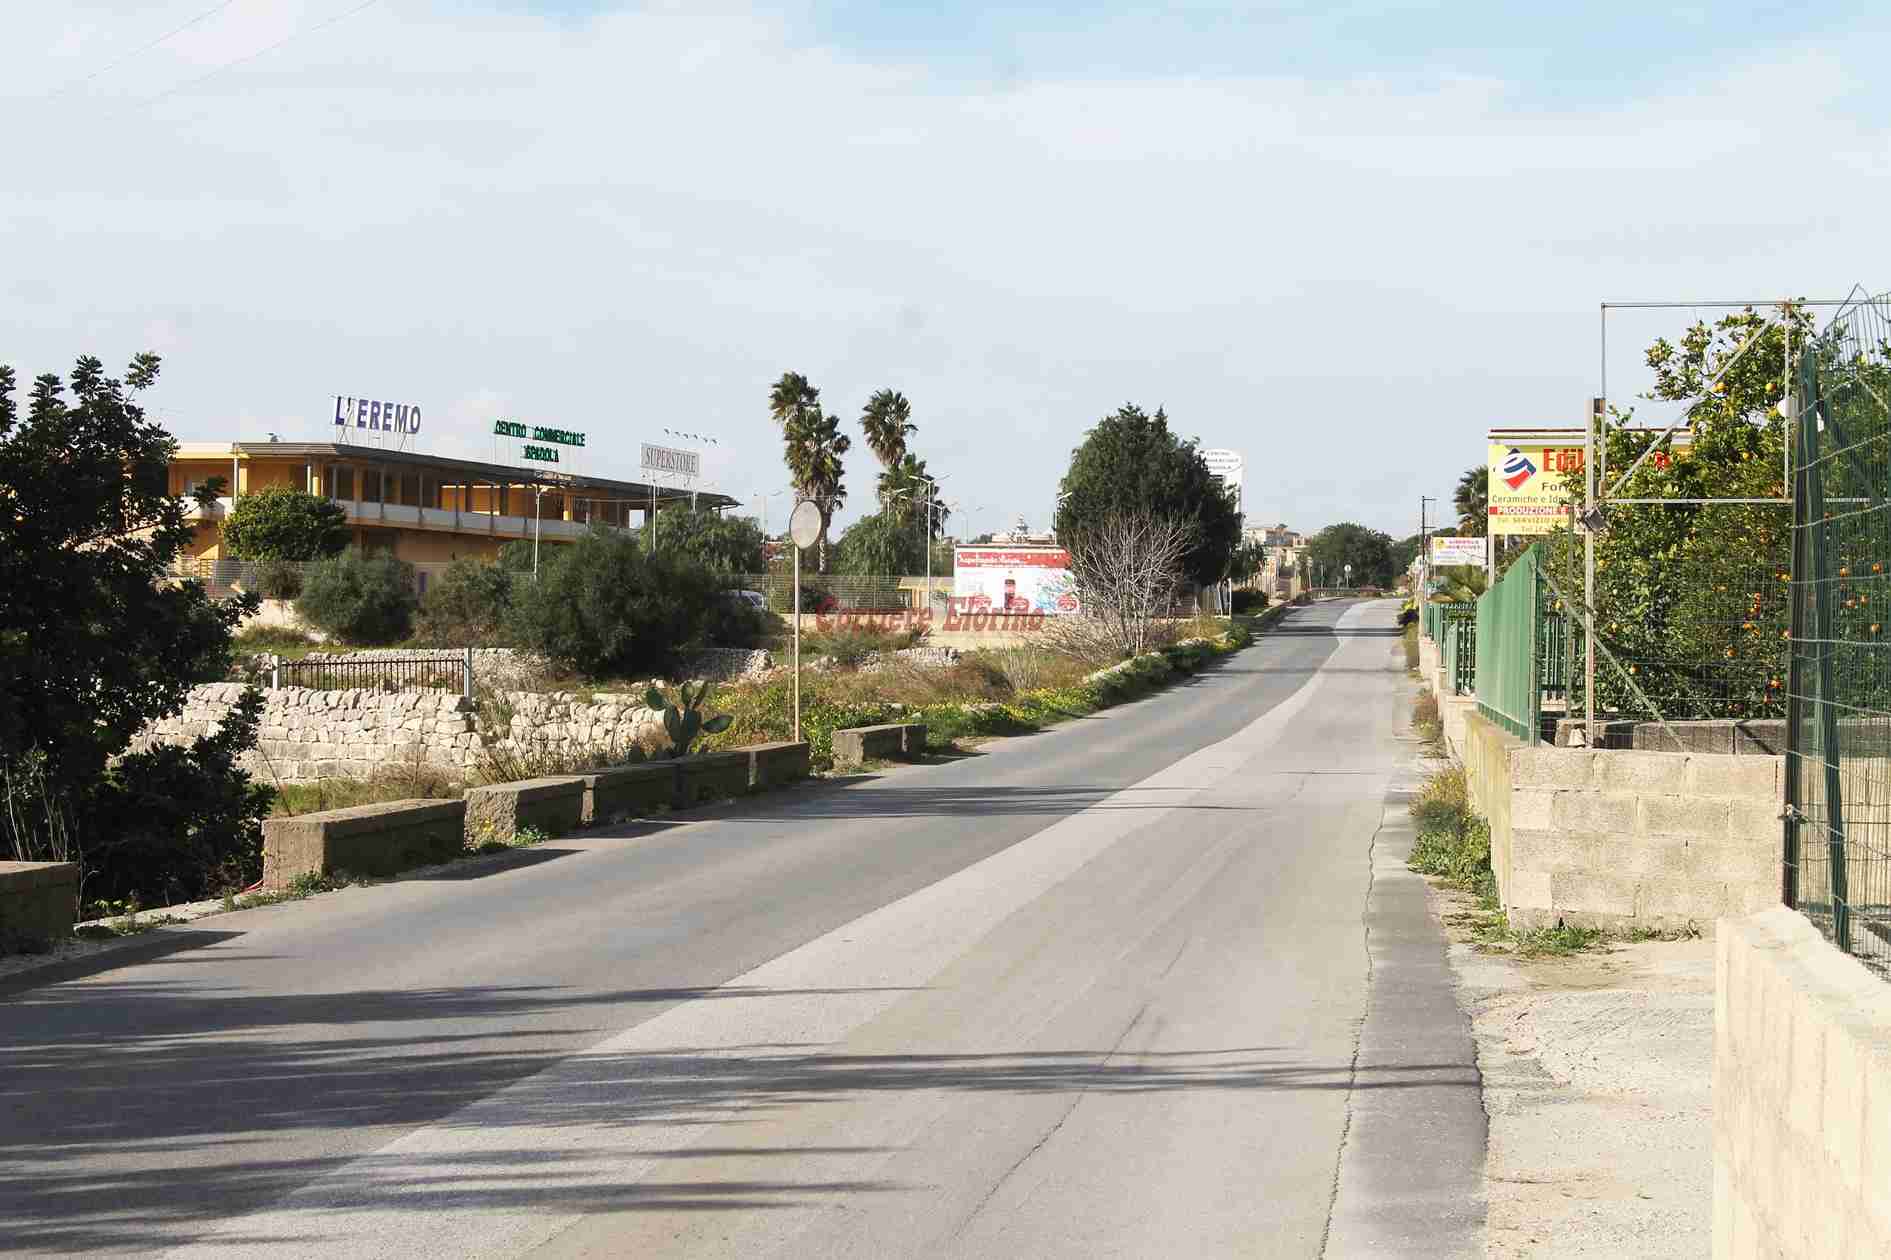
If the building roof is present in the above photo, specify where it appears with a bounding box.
[176,441,738,510]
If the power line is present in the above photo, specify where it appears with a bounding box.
[114,0,384,115]
[42,0,244,100]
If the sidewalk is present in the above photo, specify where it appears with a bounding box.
[1441,891,1715,1258]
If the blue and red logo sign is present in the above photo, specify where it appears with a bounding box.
[1500,448,1536,490]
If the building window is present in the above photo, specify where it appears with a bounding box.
[332,466,355,501]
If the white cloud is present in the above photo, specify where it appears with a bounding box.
[4,2,1888,538]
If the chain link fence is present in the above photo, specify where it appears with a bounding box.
[1785,291,1891,977]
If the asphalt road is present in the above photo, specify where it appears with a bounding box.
[0,599,1483,1258]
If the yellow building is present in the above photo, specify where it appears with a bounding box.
[171,441,735,588]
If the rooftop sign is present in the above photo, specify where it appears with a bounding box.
[641,443,700,479]
[494,420,585,465]
[334,395,421,444]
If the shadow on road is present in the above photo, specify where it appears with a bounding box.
[0,970,1475,1251]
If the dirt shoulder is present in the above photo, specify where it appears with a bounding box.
[1436,884,1715,1259]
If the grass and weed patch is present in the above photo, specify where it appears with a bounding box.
[1412,689,1443,750]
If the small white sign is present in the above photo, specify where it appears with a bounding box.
[641,443,700,479]
[1430,536,1486,566]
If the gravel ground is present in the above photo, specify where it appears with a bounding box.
[1440,891,1715,1258]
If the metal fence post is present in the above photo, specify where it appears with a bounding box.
[270,653,280,690]
[464,646,475,702]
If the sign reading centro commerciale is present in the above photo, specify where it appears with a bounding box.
[494,420,585,464]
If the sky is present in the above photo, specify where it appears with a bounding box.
[6,1,1889,541]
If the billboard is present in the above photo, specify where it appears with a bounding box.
[952,546,1080,614]
[1430,536,1486,566]
[1487,441,1583,536]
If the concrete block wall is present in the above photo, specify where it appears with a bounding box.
[1456,710,1781,933]
[1715,907,1891,1258]
[0,861,79,952]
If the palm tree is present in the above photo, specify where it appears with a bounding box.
[1453,464,1488,536]
[859,390,915,487]
[769,372,850,571]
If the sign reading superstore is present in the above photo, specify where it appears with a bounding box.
[494,420,586,464]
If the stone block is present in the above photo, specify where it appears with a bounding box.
[462,777,584,844]
[1550,870,1638,917]
[743,741,812,789]
[1508,787,1557,830]
[1510,747,1594,789]
[1686,753,1780,800]
[831,723,925,769]
[901,723,929,756]
[1553,790,1638,835]
[1504,866,1552,913]
[575,763,678,824]
[262,798,467,888]
[1639,794,1731,837]
[1593,750,1690,794]
[0,861,79,952]
[675,750,752,805]
[1632,876,1734,923]
[1822,1018,1867,1193]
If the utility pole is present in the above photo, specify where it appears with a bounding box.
[1585,396,1600,747]
[1419,494,1437,613]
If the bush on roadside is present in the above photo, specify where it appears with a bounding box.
[1230,588,1267,614]
[1407,765,1494,900]
[416,557,521,646]
[510,526,757,679]
[296,550,417,645]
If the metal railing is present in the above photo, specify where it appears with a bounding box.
[270,650,472,696]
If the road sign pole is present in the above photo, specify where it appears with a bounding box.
[788,499,823,746]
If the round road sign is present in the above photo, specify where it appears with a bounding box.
[789,499,822,549]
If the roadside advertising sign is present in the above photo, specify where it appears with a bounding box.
[1487,439,1583,536]
[951,547,1079,614]
[1429,536,1487,567]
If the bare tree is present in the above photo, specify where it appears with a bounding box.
[1060,510,1199,659]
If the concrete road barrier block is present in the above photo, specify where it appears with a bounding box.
[263,798,467,889]
[832,723,927,769]
[463,777,584,845]
[742,741,811,789]
[0,861,79,952]
[675,750,752,805]
[577,763,678,824]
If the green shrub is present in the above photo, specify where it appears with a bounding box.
[510,527,750,679]
[253,556,305,601]
[76,688,275,903]
[1230,589,1267,614]
[221,487,349,560]
[296,550,418,645]
[417,558,519,646]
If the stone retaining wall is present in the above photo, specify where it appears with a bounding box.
[136,684,669,784]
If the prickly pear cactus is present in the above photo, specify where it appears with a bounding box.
[644,681,734,758]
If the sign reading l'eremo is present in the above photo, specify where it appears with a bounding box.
[641,443,700,478]
[335,396,421,436]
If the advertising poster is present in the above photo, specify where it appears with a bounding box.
[1430,536,1487,566]
[952,547,1080,614]
[1487,441,1583,536]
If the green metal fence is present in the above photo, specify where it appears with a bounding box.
[1475,545,1543,742]
[1438,606,1477,695]
[1784,291,1891,979]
